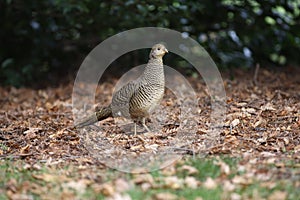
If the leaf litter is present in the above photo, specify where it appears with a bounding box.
[0,67,299,199]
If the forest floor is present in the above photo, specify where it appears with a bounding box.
[0,67,299,200]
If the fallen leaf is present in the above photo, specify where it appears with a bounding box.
[7,193,34,200]
[140,182,152,191]
[161,164,176,176]
[24,127,42,134]
[180,165,199,175]
[261,103,276,111]
[114,178,131,193]
[62,180,90,194]
[236,102,247,107]
[6,179,17,193]
[133,174,154,185]
[223,180,235,191]
[253,117,264,128]
[260,181,277,189]
[154,192,177,200]
[203,177,217,189]
[164,176,183,189]
[100,183,115,196]
[230,193,241,200]
[294,145,300,153]
[106,193,132,200]
[184,176,199,189]
[20,144,31,154]
[232,175,251,185]
[231,119,240,127]
[245,107,256,114]
[215,159,230,175]
[33,174,67,182]
[268,191,287,200]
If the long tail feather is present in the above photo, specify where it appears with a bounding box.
[75,113,98,128]
[75,106,112,128]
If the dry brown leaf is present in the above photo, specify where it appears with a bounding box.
[203,177,217,189]
[6,179,17,193]
[260,181,277,189]
[24,127,42,135]
[164,176,183,189]
[180,165,199,175]
[260,152,276,157]
[62,180,90,194]
[33,173,67,182]
[154,192,178,200]
[223,180,235,191]
[140,182,152,191]
[230,193,242,200]
[268,191,287,200]
[184,176,199,189]
[232,175,252,185]
[161,164,177,176]
[231,119,240,127]
[20,144,31,154]
[130,144,143,151]
[236,102,247,107]
[261,103,276,111]
[245,107,256,114]
[99,183,115,196]
[7,193,34,200]
[60,191,76,200]
[114,178,131,193]
[144,144,159,152]
[215,159,230,175]
[294,145,300,153]
[106,193,132,200]
[133,174,154,185]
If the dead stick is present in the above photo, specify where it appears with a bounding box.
[253,63,260,85]
[0,153,36,159]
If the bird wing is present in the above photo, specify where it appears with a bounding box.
[110,80,139,117]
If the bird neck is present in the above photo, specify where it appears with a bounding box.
[149,56,163,64]
[142,57,165,84]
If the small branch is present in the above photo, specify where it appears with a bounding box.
[171,147,197,155]
[0,153,36,159]
[253,63,260,85]
[272,115,298,120]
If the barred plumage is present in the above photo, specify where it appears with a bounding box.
[76,44,168,133]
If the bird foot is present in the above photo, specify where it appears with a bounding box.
[132,123,152,136]
[142,124,151,133]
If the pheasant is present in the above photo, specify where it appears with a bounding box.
[76,43,168,134]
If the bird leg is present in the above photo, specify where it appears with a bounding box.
[133,118,150,135]
[142,118,151,132]
[134,123,137,136]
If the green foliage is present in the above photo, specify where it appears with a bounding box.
[1,0,299,86]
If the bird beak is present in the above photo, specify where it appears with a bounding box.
[165,48,168,53]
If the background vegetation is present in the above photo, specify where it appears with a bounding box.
[1,0,299,86]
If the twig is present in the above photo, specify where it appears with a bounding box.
[253,63,260,85]
[0,153,36,159]
[0,111,72,117]
[171,147,197,155]
[272,115,298,120]
[6,113,18,120]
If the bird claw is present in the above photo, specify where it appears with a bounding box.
[142,124,151,133]
[133,122,151,136]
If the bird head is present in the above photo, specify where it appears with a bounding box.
[150,43,168,59]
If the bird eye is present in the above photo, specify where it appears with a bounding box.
[157,48,161,50]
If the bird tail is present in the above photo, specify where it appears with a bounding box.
[75,106,112,128]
